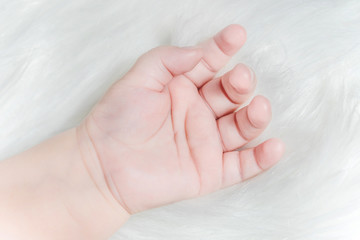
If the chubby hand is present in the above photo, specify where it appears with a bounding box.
[78,24,285,214]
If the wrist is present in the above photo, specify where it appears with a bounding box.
[0,127,129,239]
[73,125,131,237]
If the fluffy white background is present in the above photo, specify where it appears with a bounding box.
[0,0,359,239]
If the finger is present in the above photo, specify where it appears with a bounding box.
[199,63,256,118]
[184,24,246,88]
[123,46,202,91]
[217,96,272,152]
[222,138,285,188]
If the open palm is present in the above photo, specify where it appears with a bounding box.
[81,25,284,214]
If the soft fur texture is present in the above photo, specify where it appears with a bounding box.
[1,0,359,239]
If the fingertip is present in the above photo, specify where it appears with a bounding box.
[215,24,247,56]
[228,64,254,94]
[222,24,247,47]
[264,138,285,158]
[247,96,272,129]
[256,138,285,169]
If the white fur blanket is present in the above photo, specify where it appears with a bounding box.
[0,0,359,239]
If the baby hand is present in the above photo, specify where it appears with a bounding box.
[77,24,284,214]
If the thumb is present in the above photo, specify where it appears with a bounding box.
[123,46,202,91]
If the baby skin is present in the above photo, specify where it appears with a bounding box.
[0,24,284,240]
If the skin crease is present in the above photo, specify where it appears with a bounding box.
[0,24,285,239]
[80,24,285,214]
